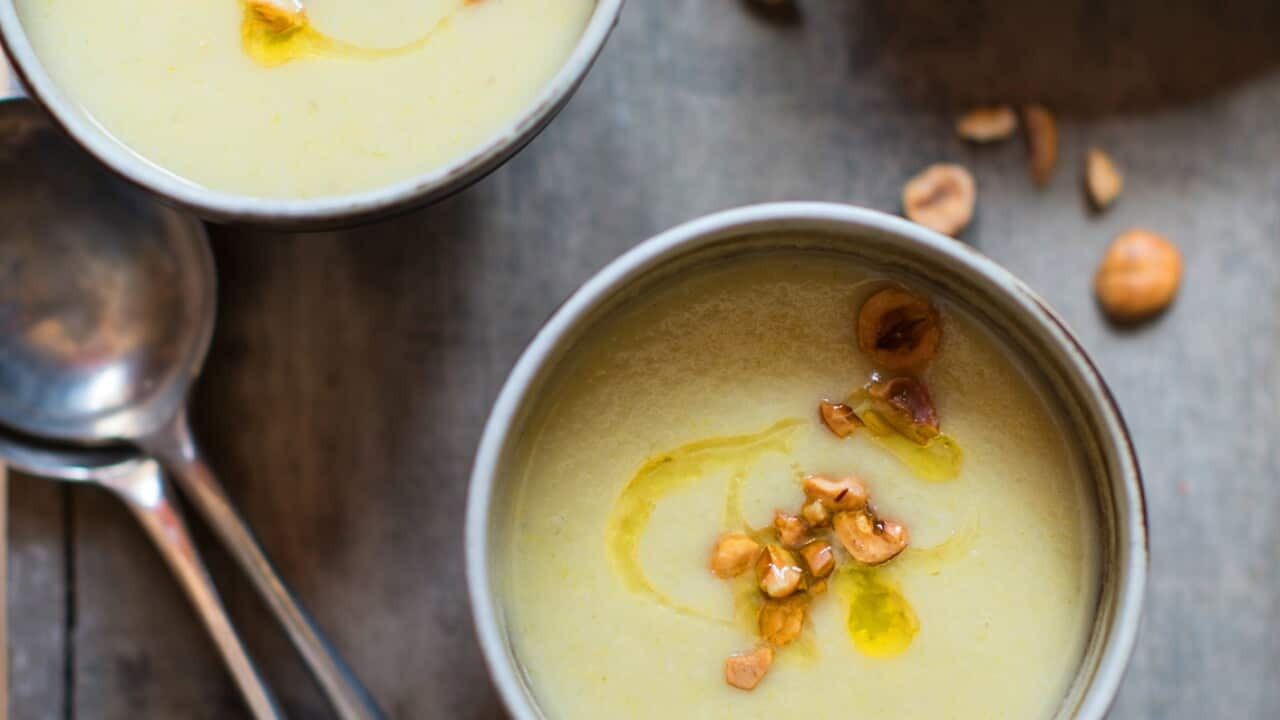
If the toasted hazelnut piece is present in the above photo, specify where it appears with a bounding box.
[902,163,976,237]
[801,498,830,527]
[808,579,828,596]
[857,288,941,370]
[725,646,774,690]
[867,376,940,444]
[802,475,869,512]
[710,532,761,579]
[758,596,808,647]
[799,540,835,578]
[1085,148,1123,210]
[774,511,812,549]
[819,400,861,438]
[955,105,1018,143]
[1023,105,1058,186]
[756,545,804,598]
[833,509,909,566]
[1094,229,1182,322]
[246,0,308,34]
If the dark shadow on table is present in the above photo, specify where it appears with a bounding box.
[854,0,1280,116]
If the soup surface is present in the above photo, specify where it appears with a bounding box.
[500,249,1101,719]
[16,0,594,199]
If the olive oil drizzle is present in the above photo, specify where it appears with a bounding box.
[851,402,964,482]
[833,565,919,657]
[240,1,472,67]
[605,419,803,622]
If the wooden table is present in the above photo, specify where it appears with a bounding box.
[8,0,1280,717]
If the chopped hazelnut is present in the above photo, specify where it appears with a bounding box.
[756,545,804,598]
[955,105,1018,143]
[866,375,940,444]
[819,400,861,438]
[808,579,828,596]
[801,498,830,527]
[245,0,308,34]
[833,509,909,566]
[802,475,869,512]
[724,646,774,691]
[1023,105,1058,186]
[799,540,835,578]
[902,163,976,237]
[758,596,808,646]
[709,532,761,579]
[773,511,812,549]
[1085,148,1123,210]
[1094,229,1182,322]
[857,288,941,371]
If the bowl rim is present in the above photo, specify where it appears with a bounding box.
[0,0,624,226]
[465,201,1148,720]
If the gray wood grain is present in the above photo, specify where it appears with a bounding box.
[7,0,1280,717]
[8,475,66,720]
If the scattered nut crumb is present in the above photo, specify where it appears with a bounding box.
[709,532,761,579]
[833,508,909,566]
[819,400,861,438]
[799,540,835,578]
[1023,105,1058,186]
[801,498,830,527]
[1094,229,1182,322]
[1085,147,1123,209]
[756,545,804,598]
[857,288,941,370]
[808,579,828,596]
[955,105,1018,143]
[902,163,976,237]
[758,596,808,647]
[774,511,812,549]
[724,646,774,691]
[802,475,869,512]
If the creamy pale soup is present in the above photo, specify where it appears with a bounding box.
[16,0,594,198]
[501,249,1101,719]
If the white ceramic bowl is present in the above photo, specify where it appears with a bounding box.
[467,202,1148,719]
[0,0,624,228]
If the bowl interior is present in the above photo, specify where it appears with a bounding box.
[468,203,1146,720]
[0,0,624,226]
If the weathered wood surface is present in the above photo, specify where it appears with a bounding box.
[8,0,1280,717]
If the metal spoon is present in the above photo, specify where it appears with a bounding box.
[0,430,282,719]
[0,102,384,720]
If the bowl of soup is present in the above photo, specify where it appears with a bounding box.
[0,0,621,227]
[467,203,1147,719]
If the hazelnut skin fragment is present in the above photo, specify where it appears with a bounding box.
[1023,105,1058,186]
[902,163,976,237]
[1086,148,1123,209]
[1094,229,1182,322]
[709,532,761,579]
[833,509,909,566]
[774,511,812,549]
[802,475,869,512]
[857,288,941,371]
[756,545,804,598]
[799,540,835,578]
[956,105,1018,143]
[758,596,808,647]
[867,375,940,444]
[724,646,774,691]
[819,401,861,438]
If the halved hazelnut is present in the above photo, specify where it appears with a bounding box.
[956,105,1018,143]
[245,0,308,34]
[756,545,804,598]
[799,540,835,578]
[902,163,976,237]
[1085,147,1123,209]
[801,498,830,527]
[709,532,761,579]
[758,596,808,647]
[866,376,940,444]
[819,401,861,438]
[802,475,869,512]
[774,511,812,549]
[724,646,774,691]
[857,288,941,370]
[833,509,909,566]
[1023,104,1058,186]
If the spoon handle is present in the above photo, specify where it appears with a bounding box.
[105,459,283,720]
[144,413,386,720]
